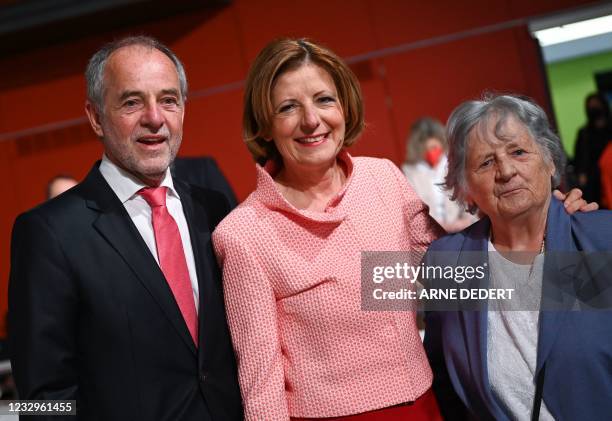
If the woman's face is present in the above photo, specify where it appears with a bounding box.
[424,137,443,152]
[268,63,345,173]
[464,114,555,220]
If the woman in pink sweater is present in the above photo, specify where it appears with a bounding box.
[212,38,591,421]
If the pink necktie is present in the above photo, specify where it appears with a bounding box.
[139,186,198,346]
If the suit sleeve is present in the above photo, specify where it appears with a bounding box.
[8,210,79,405]
[212,226,289,421]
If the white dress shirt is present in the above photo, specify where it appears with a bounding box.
[487,240,553,420]
[99,155,200,312]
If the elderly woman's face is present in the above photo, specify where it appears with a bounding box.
[464,114,555,220]
[268,63,345,172]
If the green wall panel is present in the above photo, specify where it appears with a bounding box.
[546,51,612,157]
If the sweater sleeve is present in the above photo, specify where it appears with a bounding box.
[384,159,445,250]
[213,224,290,421]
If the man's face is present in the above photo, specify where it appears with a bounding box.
[86,45,184,185]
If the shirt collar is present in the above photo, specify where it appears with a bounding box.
[99,154,180,204]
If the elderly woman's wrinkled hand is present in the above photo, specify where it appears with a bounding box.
[553,188,599,214]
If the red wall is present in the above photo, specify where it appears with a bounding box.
[0,0,597,335]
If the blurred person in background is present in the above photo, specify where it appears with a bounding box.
[574,92,612,204]
[403,117,476,232]
[46,174,78,199]
[600,141,612,209]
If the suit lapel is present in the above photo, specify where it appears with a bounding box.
[457,218,508,419]
[536,198,574,374]
[175,181,224,363]
[83,164,197,355]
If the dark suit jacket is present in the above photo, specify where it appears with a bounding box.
[9,163,243,421]
[424,197,612,421]
[172,157,238,209]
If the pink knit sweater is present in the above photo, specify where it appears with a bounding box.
[213,151,443,420]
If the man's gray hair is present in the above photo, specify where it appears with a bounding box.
[445,94,566,213]
[85,35,188,112]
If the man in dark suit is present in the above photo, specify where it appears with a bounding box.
[9,36,242,420]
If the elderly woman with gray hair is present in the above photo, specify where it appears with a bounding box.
[423,94,612,421]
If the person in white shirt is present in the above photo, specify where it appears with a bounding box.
[402,117,476,232]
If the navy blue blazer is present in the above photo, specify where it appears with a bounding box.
[423,197,612,421]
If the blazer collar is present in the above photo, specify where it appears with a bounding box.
[455,217,509,419]
[173,179,228,366]
[536,197,574,373]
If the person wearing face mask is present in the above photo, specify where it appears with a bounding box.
[402,118,477,232]
[574,92,612,204]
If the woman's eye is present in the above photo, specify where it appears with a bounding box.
[278,103,295,113]
[479,159,492,169]
[318,96,336,104]
[512,149,526,156]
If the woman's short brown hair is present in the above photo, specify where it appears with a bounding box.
[243,38,365,164]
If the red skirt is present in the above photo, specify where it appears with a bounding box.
[290,388,442,421]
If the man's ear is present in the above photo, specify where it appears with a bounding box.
[85,101,104,138]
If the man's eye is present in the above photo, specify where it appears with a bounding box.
[512,149,526,156]
[162,97,178,105]
[123,99,138,107]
